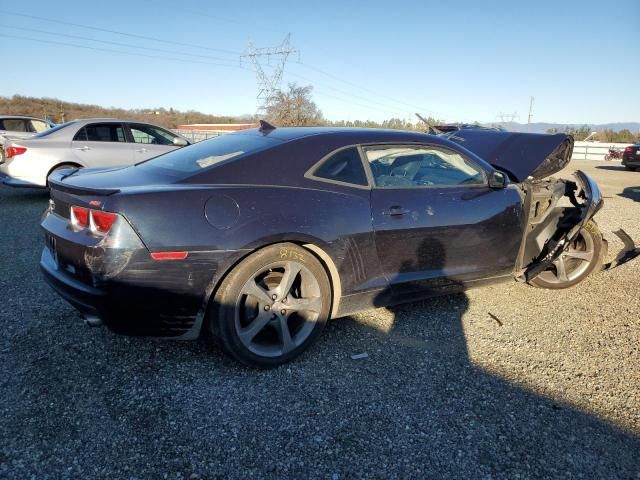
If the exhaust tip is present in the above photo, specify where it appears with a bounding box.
[83,315,103,327]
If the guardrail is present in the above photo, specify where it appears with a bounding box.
[572,141,632,161]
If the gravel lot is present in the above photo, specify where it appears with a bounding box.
[1,161,639,479]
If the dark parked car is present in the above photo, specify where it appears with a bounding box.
[41,125,604,367]
[622,143,640,171]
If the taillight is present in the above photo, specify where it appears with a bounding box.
[625,147,634,153]
[90,211,117,234]
[69,206,118,234]
[70,206,89,228]
[6,146,27,158]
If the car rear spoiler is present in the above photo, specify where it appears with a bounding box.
[48,169,120,196]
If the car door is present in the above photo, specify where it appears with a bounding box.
[71,122,134,167]
[127,123,182,162]
[364,143,524,298]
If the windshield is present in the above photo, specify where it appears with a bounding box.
[137,132,280,173]
[32,121,76,138]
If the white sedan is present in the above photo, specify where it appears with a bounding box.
[0,118,189,188]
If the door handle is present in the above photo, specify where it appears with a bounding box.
[135,148,148,153]
[383,206,410,216]
[74,146,90,151]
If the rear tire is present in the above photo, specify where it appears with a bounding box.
[208,243,331,368]
[529,221,604,289]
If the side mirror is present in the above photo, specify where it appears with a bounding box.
[173,137,188,147]
[488,171,507,189]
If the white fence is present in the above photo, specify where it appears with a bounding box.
[172,129,225,143]
[572,141,630,161]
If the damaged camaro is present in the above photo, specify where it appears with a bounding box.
[40,124,604,367]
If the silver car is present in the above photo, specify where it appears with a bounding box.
[0,118,189,188]
[0,115,56,162]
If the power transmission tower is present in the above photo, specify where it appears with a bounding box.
[497,112,518,124]
[241,34,298,115]
[527,96,535,131]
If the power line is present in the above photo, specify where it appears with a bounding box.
[285,69,413,117]
[0,9,241,56]
[0,24,241,63]
[0,34,245,69]
[297,62,440,116]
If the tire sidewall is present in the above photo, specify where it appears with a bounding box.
[210,243,331,368]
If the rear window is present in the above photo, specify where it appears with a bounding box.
[0,119,29,132]
[312,147,368,186]
[138,133,279,173]
[33,121,76,138]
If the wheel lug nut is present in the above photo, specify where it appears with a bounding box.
[264,305,270,311]
[272,294,277,300]
[281,309,286,315]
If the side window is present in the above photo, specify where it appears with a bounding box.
[312,147,368,186]
[30,120,50,133]
[129,124,175,145]
[2,119,29,132]
[363,145,485,188]
[74,123,126,142]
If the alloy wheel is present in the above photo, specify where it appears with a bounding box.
[234,261,323,358]
[536,231,596,285]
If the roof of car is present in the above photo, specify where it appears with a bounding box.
[237,126,439,143]
[0,115,48,120]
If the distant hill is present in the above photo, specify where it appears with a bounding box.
[0,95,253,129]
[485,121,640,134]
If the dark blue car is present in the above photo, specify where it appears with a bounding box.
[41,124,603,367]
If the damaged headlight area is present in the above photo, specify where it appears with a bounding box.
[516,170,603,282]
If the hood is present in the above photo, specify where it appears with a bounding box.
[445,130,574,182]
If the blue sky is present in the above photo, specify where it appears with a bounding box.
[0,0,638,124]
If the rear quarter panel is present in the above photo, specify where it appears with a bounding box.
[104,184,384,297]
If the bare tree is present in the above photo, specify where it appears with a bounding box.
[265,83,323,126]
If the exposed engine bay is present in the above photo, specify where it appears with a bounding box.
[516,171,603,282]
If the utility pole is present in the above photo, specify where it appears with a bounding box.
[58,102,65,124]
[527,96,534,132]
[241,34,298,116]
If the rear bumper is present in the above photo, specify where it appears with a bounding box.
[40,246,215,339]
[622,155,640,168]
[40,247,105,317]
[2,175,46,188]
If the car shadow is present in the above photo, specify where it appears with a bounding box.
[595,165,627,171]
[620,186,640,202]
[318,237,640,476]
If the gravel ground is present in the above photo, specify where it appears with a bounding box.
[1,161,639,479]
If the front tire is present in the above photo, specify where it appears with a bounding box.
[209,243,332,368]
[529,221,604,289]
